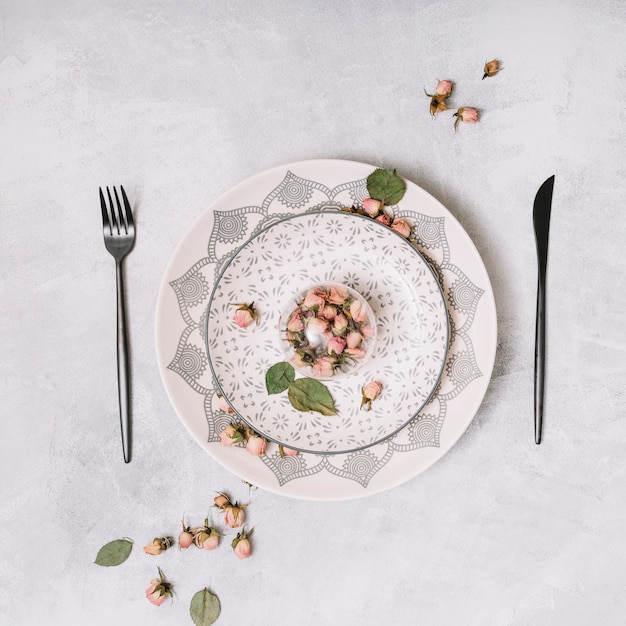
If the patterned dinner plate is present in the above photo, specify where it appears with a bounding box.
[206,211,449,455]
[155,159,497,501]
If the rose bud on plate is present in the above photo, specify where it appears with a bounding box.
[231,302,257,328]
[391,218,411,238]
[219,423,246,447]
[362,198,382,217]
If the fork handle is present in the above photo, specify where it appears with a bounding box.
[116,260,131,463]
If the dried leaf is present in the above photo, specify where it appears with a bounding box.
[190,588,221,626]
[94,539,133,567]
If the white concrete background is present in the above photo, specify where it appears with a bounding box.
[2,0,626,624]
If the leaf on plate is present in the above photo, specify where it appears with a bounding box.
[287,378,337,416]
[94,538,133,567]
[190,588,221,626]
[366,168,407,206]
[265,362,295,395]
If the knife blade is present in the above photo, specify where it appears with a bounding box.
[532,175,555,445]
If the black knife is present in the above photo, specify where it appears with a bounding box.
[533,175,555,444]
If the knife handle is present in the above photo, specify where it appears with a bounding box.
[534,272,546,444]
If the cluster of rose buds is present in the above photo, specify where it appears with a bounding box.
[358,198,411,237]
[284,284,374,378]
[424,60,499,131]
[218,421,268,456]
[361,380,383,411]
[231,301,257,328]
[214,492,247,527]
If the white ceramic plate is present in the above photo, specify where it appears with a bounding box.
[206,210,449,454]
[155,159,497,501]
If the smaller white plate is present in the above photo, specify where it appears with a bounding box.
[206,210,449,454]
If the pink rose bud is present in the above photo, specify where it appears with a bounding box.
[219,423,245,447]
[307,316,330,335]
[360,322,374,338]
[145,568,173,606]
[327,285,348,305]
[327,336,346,355]
[362,198,382,217]
[217,394,234,414]
[213,493,230,508]
[320,304,337,320]
[178,530,193,549]
[233,537,252,560]
[391,218,411,238]
[436,80,453,97]
[231,302,257,328]
[143,537,173,556]
[375,213,392,226]
[349,299,370,324]
[146,580,168,606]
[312,355,335,378]
[196,529,220,551]
[332,314,348,335]
[482,59,500,79]
[245,433,267,456]
[231,528,254,560]
[453,107,479,130]
[302,287,326,310]
[224,506,246,528]
[279,445,299,457]
[344,347,366,360]
[361,381,383,410]
[287,310,304,332]
[346,331,363,349]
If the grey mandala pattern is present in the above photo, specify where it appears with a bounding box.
[167,170,485,488]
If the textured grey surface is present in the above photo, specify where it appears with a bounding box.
[2,0,626,624]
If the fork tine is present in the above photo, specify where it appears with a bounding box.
[106,187,119,234]
[99,187,112,235]
[120,186,134,233]
[113,187,127,234]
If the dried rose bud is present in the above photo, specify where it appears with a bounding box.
[424,80,453,117]
[327,285,348,305]
[194,527,221,550]
[482,59,500,79]
[346,331,363,349]
[327,336,346,355]
[320,304,337,320]
[178,530,193,549]
[245,433,267,456]
[302,287,326,310]
[307,316,330,335]
[145,568,173,606]
[287,310,304,332]
[279,445,299,457]
[213,492,231,508]
[345,347,366,360]
[217,394,234,414]
[224,506,246,528]
[362,197,382,217]
[219,423,246,447]
[361,323,374,338]
[361,381,383,410]
[332,314,348,336]
[312,355,335,378]
[391,218,411,238]
[143,536,174,556]
[453,107,479,131]
[348,299,370,324]
[231,302,257,328]
[435,80,453,97]
[231,527,254,560]
[375,213,392,226]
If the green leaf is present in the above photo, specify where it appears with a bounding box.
[288,378,337,416]
[265,362,295,395]
[366,168,407,206]
[190,588,221,626]
[94,539,133,567]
